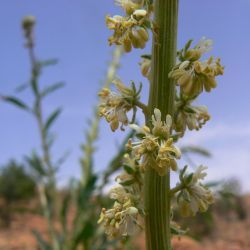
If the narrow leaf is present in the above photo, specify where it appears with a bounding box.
[123,164,135,175]
[2,96,30,111]
[41,82,65,98]
[44,108,62,132]
[14,83,29,93]
[39,58,59,67]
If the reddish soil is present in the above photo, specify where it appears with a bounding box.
[0,196,250,250]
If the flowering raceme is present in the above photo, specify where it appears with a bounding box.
[99,1,223,243]
[169,38,224,97]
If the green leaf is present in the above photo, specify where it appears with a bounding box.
[179,165,188,182]
[184,39,193,52]
[32,230,52,250]
[181,146,211,157]
[38,58,59,67]
[60,192,71,233]
[31,78,39,96]
[120,179,136,186]
[41,82,65,98]
[141,54,151,60]
[44,108,62,132]
[14,83,29,93]
[123,164,135,175]
[185,173,194,185]
[2,96,30,111]
[26,153,47,177]
[183,107,196,114]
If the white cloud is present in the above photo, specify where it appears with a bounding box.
[179,122,250,192]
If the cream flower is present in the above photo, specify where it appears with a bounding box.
[106,9,149,52]
[129,111,180,176]
[152,108,172,139]
[140,56,151,79]
[178,166,214,217]
[109,186,130,203]
[170,38,224,96]
[98,201,141,237]
[184,37,213,61]
[99,79,135,131]
[98,184,142,237]
[155,138,181,175]
[115,0,143,15]
[174,98,210,136]
[169,57,224,96]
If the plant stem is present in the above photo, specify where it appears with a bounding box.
[145,0,179,249]
[27,45,59,250]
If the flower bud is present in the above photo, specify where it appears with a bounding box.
[22,15,36,31]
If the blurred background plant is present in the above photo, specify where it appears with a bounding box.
[0,16,140,250]
[0,160,36,227]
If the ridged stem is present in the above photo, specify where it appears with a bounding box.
[145,0,179,249]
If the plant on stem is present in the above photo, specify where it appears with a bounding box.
[98,0,224,249]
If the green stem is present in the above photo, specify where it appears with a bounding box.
[145,0,179,249]
[28,45,59,250]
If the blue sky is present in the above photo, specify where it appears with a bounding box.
[1,0,250,191]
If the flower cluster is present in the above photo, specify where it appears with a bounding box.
[176,166,214,217]
[169,37,224,97]
[106,0,152,52]
[174,95,210,136]
[98,79,141,131]
[98,154,144,238]
[128,109,181,176]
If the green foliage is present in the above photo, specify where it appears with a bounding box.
[0,161,36,227]
[0,161,36,204]
[1,96,30,111]
[1,17,131,248]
